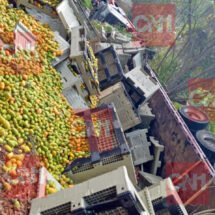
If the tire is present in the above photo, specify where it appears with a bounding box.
[196,130,215,163]
[196,130,215,152]
[179,106,209,131]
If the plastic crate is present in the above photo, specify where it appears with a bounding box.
[99,82,141,131]
[70,26,86,60]
[37,167,62,198]
[64,104,136,184]
[52,31,70,67]
[95,45,124,90]
[123,66,160,108]
[149,136,164,175]
[63,87,88,109]
[56,59,88,100]
[16,0,57,18]
[126,129,154,166]
[90,2,135,31]
[70,45,100,95]
[132,52,143,68]
[138,102,155,129]
[14,22,36,52]
[139,178,188,215]
[25,8,67,39]
[122,41,145,54]
[70,0,99,41]
[138,171,162,188]
[56,0,80,32]
[30,167,149,215]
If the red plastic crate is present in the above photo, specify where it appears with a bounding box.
[75,104,129,157]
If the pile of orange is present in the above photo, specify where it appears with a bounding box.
[0,50,43,76]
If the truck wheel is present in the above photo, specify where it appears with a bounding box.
[179,106,209,131]
[196,130,215,153]
[196,130,215,163]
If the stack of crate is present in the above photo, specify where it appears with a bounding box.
[30,167,149,215]
[30,167,188,215]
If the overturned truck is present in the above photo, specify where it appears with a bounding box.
[145,63,215,211]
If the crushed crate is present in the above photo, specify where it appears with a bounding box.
[64,104,136,184]
[123,66,160,108]
[95,45,124,90]
[126,129,154,166]
[30,167,148,215]
[99,82,141,131]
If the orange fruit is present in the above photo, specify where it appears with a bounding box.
[9,170,17,177]
[0,82,5,90]
[22,74,28,80]
[16,160,22,167]
[5,161,12,167]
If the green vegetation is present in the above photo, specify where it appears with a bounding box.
[82,0,93,9]
[92,20,132,38]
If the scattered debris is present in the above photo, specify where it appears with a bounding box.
[0,0,214,214]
